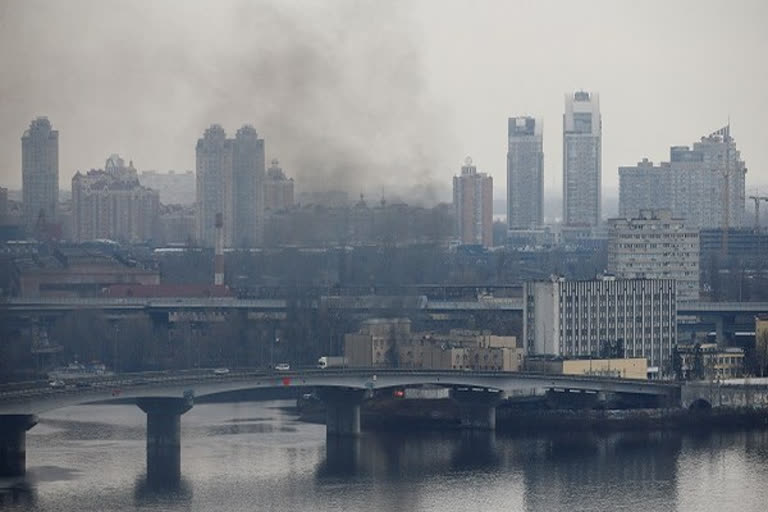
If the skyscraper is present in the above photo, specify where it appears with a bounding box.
[453,157,493,247]
[231,125,265,247]
[563,91,601,226]
[195,124,266,248]
[196,125,232,247]
[507,117,544,229]
[619,127,747,229]
[22,117,59,231]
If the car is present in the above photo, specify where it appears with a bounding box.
[49,380,65,389]
[274,363,290,371]
[213,368,230,375]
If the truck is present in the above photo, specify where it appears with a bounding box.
[317,356,347,369]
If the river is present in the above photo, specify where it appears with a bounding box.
[2,401,767,511]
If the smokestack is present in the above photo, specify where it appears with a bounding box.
[214,212,224,286]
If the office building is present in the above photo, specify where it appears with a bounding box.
[619,127,747,229]
[22,117,59,231]
[563,91,601,227]
[344,318,413,367]
[524,277,677,378]
[196,124,265,248]
[607,209,700,301]
[71,155,160,243]
[507,116,543,229]
[264,159,295,212]
[139,170,195,205]
[453,157,493,247]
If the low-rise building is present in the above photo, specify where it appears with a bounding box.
[676,343,745,381]
[346,322,523,371]
[14,246,159,298]
[526,357,648,379]
[344,318,412,367]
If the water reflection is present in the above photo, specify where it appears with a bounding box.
[0,480,36,508]
[13,403,768,512]
[133,474,193,505]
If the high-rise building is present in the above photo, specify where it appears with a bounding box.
[607,209,700,301]
[507,117,543,229]
[264,159,295,212]
[231,125,265,248]
[0,187,8,223]
[619,127,747,229]
[22,117,59,231]
[524,276,677,378]
[196,125,232,247]
[563,91,601,227]
[453,157,493,247]
[195,124,265,248]
[71,155,160,243]
[139,170,195,206]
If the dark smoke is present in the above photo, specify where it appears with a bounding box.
[0,0,454,205]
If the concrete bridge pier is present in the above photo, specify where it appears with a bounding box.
[452,389,504,431]
[318,388,366,437]
[0,415,37,477]
[136,397,193,487]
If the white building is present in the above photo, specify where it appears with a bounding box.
[607,210,700,301]
[618,127,747,229]
[563,91,601,227]
[507,116,543,229]
[524,277,677,378]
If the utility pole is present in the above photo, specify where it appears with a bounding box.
[748,195,768,233]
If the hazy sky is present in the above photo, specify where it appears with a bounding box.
[1,0,766,213]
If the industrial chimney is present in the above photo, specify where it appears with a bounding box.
[214,212,224,285]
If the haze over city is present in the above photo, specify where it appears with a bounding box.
[2,0,767,213]
[3,2,768,512]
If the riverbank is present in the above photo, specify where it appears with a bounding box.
[297,397,768,432]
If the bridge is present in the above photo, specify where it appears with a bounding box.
[6,297,768,316]
[0,368,679,483]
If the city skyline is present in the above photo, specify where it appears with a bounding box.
[1,1,766,206]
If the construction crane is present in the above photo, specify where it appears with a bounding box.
[749,195,768,232]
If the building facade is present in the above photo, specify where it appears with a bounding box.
[196,124,265,248]
[607,209,700,301]
[524,277,677,378]
[196,125,232,248]
[71,155,160,243]
[507,116,543,229]
[231,125,265,248]
[22,117,59,231]
[139,170,195,206]
[563,91,601,227]
[264,159,295,212]
[618,128,747,229]
[453,157,493,247]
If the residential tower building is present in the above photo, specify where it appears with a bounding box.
[453,157,493,247]
[507,116,543,229]
[563,92,601,226]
